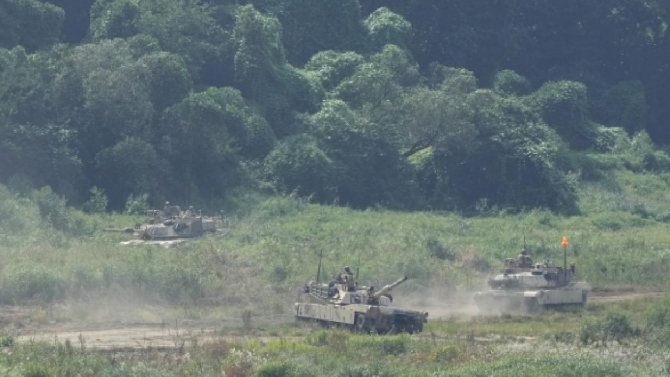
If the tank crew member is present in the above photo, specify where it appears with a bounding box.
[163,201,173,217]
[182,206,195,218]
[517,249,533,268]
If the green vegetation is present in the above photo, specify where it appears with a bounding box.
[3,1,670,375]
[1,0,670,214]
[3,296,670,376]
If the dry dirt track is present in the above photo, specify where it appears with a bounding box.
[11,289,663,350]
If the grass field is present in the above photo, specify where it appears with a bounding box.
[1,158,670,374]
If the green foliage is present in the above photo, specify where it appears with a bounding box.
[1,264,65,303]
[494,69,531,96]
[592,80,648,135]
[264,134,336,202]
[233,4,321,136]
[254,361,297,377]
[426,237,456,261]
[124,193,149,215]
[32,186,68,230]
[81,187,108,214]
[334,45,419,109]
[364,7,412,51]
[0,0,65,51]
[303,50,364,91]
[348,335,409,356]
[135,0,228,81]
[419,90,578,213]
[160,88,238,199]
[308,99,420,209]
[89,0,140,40]
[251,0,367,65]
[137,52,192,111]
[95,138,168,209]
[580,312,635,344]
[527,81,597,150]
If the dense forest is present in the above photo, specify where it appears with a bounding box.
[1,0,669,214]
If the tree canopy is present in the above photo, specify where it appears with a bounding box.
[1,0,669,214]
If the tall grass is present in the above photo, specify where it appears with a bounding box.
[1,160,670,310]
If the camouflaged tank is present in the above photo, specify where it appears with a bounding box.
[135,205,220,240]
[474,251,590,314]
[295,268,428,334]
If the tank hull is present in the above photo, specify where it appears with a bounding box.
[294,303,426,334]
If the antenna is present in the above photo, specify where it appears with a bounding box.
[355,251,362,280]
[316,250,323,283]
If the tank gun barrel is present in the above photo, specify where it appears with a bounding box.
[373,276,407,299]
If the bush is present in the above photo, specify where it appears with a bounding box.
[255,361,297,377]
[1,265,65,303]
[579,312,634,344]
[82,187,108,213]
[32,186,68,230]
[124,193,150,215]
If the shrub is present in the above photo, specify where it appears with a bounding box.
[125,193,150,215]
[82,187,108,213]
[32,186,68,230]
[1,265,65,303]
[579,312,634,344]
[255,361,297,377]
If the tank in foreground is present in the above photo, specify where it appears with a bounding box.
[474,252,590,314]
[295,269,428,334]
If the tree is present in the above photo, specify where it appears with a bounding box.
[364,7,412,51]
[89,0,140,40]
[247,0,367,65]
[0,0,65,51]
[137,52,192,112]
[303,51,364,91]
[95,138,168,209]
[233,4,321,137]
[307,100,420,209]
[360,0,519,85]
[526,81,597,150]
[264,134,336,202]
[159,89,238,200]
[138,0,229,84]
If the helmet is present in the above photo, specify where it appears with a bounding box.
[189,206,194,210]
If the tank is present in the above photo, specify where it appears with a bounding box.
[136,206,221,240]
[474,251,590,314]
[294,268,429,334]
[136,206,220,240]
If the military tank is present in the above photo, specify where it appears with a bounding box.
[474,250,590,314]
[136,205,220,240]
[295,266,428,334]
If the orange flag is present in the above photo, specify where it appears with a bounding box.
[561,236,568,248]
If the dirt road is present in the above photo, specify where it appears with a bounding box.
[10,288,662,350]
